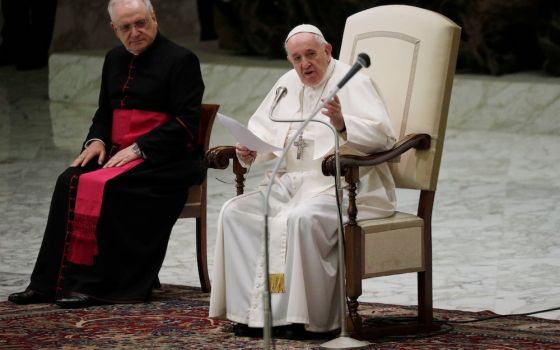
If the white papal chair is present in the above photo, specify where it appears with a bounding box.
[321,5,461,338]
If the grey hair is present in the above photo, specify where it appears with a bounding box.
[284,33,328,54]
[108,0,154,21]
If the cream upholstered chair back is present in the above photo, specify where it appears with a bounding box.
[339,5,461,191]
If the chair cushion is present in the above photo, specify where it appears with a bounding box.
[359,211,425,277]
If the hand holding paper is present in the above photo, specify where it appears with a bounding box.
[235,143,256,164]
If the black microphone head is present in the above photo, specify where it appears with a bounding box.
[357,53,371,68]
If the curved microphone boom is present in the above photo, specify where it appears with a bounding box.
[262,84,288,349]
[269,86,288,121]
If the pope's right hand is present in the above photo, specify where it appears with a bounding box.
[235,143,256,164]
[71,140,106,167]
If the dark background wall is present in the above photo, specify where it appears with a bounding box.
[0,0,199,68]
[1,0,558,76]
[206,0,560,76]
[49,0,199,53]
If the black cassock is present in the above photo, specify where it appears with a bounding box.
[28,33,205,302]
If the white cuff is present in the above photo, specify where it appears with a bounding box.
[84,138,105,147]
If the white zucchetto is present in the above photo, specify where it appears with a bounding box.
[285,24,324,43]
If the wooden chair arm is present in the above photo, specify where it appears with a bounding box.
[321,133,431,304]
[205,146,237,169]
[322,133,431,177]
[205,145,247,196]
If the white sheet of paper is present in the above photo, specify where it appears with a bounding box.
[217,113,283,153]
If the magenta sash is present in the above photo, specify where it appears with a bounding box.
[66,109,168,265]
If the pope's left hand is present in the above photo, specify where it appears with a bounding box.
[103,144,141,168]
[321,95,345,132]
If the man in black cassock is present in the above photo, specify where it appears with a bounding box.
[8,0,205,308]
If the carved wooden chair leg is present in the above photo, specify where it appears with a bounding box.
[196,215,211,292]
[343,168,363,335]
[347,296,362,333]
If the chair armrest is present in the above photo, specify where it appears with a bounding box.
[205,146,237,169]
[205,145,247,195]
[322,133,431,176]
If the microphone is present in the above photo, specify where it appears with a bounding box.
[263,84,287,349]
[261,53,374,348]
[336,53,371,89]
[261,53,372,349]
[269,86,287,120]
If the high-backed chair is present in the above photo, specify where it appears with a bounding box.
[321,5,461,337]
[178,103,219,293]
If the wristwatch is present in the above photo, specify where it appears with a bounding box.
[131,143,143,158]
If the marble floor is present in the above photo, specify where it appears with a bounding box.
[1,61,559,323]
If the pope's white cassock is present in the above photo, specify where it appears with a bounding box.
[209,58,397,332]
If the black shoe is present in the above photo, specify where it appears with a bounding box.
[55,294,110,309]
[233,323,263,338]
[8,289,55,305]
[275,324,333,340]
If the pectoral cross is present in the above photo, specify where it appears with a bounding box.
[293,134,307,160]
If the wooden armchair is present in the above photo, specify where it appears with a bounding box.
[205,4,460,339]
[177,103,219,293]
[322,5,461,338]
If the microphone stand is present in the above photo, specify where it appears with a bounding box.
[263,85,368,349]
